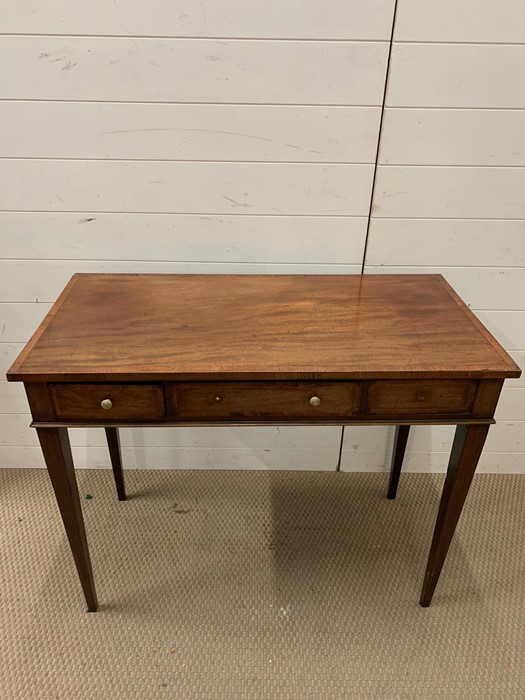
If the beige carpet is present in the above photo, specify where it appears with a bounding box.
[1,468,524,699]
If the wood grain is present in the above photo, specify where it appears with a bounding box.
[6,274,521,382]
[472,380,504,418]
[420,424,490,606]
[387,425,410,499]
[366,379,477,416]
[36,427,98,611]
[365,267,525,311]
[105,427,126,501]
[167,381,361,420]
[49,383,165,421]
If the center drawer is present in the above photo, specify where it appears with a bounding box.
[49,383,165,421]
[166,381,361,420]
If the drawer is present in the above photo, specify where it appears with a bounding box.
[49,383,165,421]
[166,381,361,420]
[366,380,477,416]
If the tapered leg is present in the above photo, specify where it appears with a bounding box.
[420,424,490,607]
[387,425,410,499]
[36,427,97,612]
[105,427,126,501]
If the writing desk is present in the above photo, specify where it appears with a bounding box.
[6,273,521,611]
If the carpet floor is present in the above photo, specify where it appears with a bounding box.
[1,468,524,699]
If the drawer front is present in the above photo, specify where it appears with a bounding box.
[167,381,361,420]
[50,383,165,421]
[366,380,477,416]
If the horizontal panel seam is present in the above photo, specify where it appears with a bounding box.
[371,216,525,221]
[0,158,375,165]
[386,104,525,111]
[393,40,525,47]
[0,211,367,220]
[0,211,371,218]
[3,213,524,223]
[0,259,364,265]
[0,34,389,43]
[377,164,525,170]
[369,216,525,222]
[0,99,383,107]
[365,265,525,271]
[2,262,524,270]
[385,106,525,112]
[6,101,525,111]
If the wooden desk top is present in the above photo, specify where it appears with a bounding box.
[7,273,520,382]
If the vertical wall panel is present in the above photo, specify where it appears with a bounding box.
[0,2,396,471]
[3,0,522,474]
[349,0,525,474]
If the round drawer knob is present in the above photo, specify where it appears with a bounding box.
[100,398,113,410]
[215,395,223,403]
[310,396,321,407]
[416,393,427,402]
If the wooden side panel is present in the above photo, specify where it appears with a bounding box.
[25,383,55,421]
[472,380,504,418]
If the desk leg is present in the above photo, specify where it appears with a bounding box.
[105,428,126,501]
[387,425,410,499]
[420,424,489,607]
[36,427,98,612]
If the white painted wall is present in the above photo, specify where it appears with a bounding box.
[0,0,523,473]
[0,1,393,471]
[342,0,525,474]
